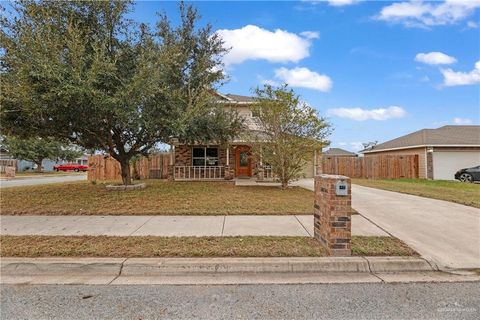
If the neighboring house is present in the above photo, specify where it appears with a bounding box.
[361,125,480,180]
[15,154,89,172]
[169,92,320,180]
[323,148,357,158]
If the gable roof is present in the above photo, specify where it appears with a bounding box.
[362,125,480,153]
[213,92,255,104]
[324,148,357,156]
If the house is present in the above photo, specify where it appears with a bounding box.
[361,125,480,180]
[323,148,357,158]
[1,148,90,172]
[169,92,321,180]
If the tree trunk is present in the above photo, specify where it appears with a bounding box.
[35,159,43,173]
[120,160,132,185]
[280,178,288,190]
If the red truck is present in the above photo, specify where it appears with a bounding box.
[53,163,89,172]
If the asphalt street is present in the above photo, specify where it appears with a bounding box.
[0,174,87,188]
[1,282,479,320]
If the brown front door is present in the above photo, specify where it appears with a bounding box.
[235,146,252,177]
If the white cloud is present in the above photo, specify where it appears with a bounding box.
[453,117,473,124]
[467,21,478,28]
[300,31,320,39]
[274,67,333,92]
[305,0,359,6]
[217,25,313,65]
[415,52,457,65]
[338,142,364,151]
[262,79,280,87]
[376,0,480,27]
[441,61,480,86]
[328,106,407,121]
[327,0,358,6]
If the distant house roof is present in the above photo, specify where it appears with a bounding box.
[225,94,255,103]
[214,92,255,104]
[362,125,480,153]
[324,148,357,157]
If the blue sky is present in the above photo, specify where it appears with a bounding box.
[130,1,480,151]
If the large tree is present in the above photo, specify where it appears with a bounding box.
[1,1,243,184]
[248,85,331,189]
[3,136,83,172]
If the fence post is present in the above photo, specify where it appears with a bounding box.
[314,174,352,256]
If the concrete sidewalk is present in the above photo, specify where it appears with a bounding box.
[0,214,388,237]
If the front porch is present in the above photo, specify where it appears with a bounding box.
[169,144,275,181]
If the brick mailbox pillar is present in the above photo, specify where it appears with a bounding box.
[314,174,352,256]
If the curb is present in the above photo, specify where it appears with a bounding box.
[1,256,434,277]
[0,258,124,276]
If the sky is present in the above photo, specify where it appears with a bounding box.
[129,0,480,152]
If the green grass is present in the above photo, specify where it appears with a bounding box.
[353,178,480,208]
[0,235,417,257]
[0,180,314,215]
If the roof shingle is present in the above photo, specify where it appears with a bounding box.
[362,125,480,153]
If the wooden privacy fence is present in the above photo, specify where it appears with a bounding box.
[0,159,17,173]
[321,155,419,179]
[87,154,171,182]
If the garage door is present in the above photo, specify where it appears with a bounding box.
[433,151,480,180]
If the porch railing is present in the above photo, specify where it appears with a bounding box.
[263,165,275,180]
[174,166,225,180]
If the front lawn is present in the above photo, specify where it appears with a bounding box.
[0,180,313,215]
[0,235,417,257]
[353,178,480,208]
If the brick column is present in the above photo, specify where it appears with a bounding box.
[224,165,234,180]
[314,174,352,256]
[167,165,174,181]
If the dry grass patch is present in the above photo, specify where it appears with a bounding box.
[0,180,313,215]
[353,178,480,208]
[351,236,418,256]
[0,236,417,257]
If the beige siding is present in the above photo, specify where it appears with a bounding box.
[364,147,427,178]
[224,105,252,117]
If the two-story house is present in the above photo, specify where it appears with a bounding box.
[169,92,320,181]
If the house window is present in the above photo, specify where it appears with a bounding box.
[192,147,218,166]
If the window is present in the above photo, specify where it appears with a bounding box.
[192,147,218,166]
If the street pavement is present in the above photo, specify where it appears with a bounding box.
[293,179,480,270]
[0,173,87,188]
[0,214,387,237]
[2,282,479,319]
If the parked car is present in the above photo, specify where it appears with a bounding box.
[454,165,480,182]
[53,163,89,172]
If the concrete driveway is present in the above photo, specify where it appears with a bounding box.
[352,185,480,270]
[293,179,480,269]
[0,174,87,188]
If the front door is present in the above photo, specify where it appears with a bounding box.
[235,146,252,177]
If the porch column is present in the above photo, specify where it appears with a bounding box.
[226,147,230,166]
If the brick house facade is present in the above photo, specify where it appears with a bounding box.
[168,92,320,181]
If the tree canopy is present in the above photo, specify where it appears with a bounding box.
[3,136,83,172]
[1,1,244,184]
[248,84,331,189]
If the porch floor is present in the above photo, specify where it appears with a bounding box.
[234,178,280,187]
